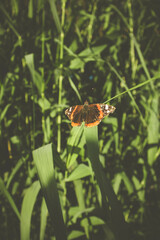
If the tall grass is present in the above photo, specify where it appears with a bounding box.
[0,0,159,239]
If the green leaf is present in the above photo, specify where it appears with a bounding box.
[48,0,61,34]
[84,126,127,239]
[20,181,41,240]
[79,45,107,57]
[66,125,85,168]
[40,198,48,240]
[65,164,92,182]
[0,177,20,220]
[0,104,11,121]
[121,172,134,195]
[28,0,33,18]
[147,91,159,166]
[68,230,85,240]
[38,97,51,110]
[89,216,105,226]
[25,54,44,95]
[6,156,26,189]
[132,176,145,202]
[32,143,67,240]
[70,45,107,69]
[112,173,122,195]
[68,77,82,103]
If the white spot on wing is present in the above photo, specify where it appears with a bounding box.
[105,105,109,110]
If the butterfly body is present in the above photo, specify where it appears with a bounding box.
[65,101,116,127]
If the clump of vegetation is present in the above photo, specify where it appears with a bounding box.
[0,0,159,239]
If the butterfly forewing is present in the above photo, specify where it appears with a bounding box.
[65,105,83,126]
[85,105,101,127]
[99,104,116,117]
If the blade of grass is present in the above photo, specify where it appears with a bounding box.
[147,91,159,166]
[66,125,85,169]
[73,179,90,238]
[49,0,66,152]
[66,126,90,237]
[110,3,153,89]
[0,3,21,40]
[40,198,48,240]
[110,4,129,29]
[25,54,44,95]
[128,0,137,79]
[65,164,92,182]
[28,0,33,18]
[107,61,147,126]
[20,181,41,240]
[105,74,160,103]
[48,0,61,34]
[68,77,82,103]
[6,156,26,188]
[32,143,67,240]
[132,35,153,88]
[0,177,20,220]
[84,126,128,240]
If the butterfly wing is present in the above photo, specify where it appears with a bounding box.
[65,103,116,128]
[85,104,116,127]
[99,104,116,117]
[65,105,83,126]
[85,104,102,127]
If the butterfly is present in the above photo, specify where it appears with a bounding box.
[65,101,116,127]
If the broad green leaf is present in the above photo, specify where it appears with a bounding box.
[66,125,85,168]
[33,144,67,240]
[84,126,127,240]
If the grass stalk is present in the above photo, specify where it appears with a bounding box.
[57,0,66,152]
[128,0,137,79]
[107,61,147,127]
[41,8,46,144]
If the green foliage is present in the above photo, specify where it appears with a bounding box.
[0,0,159,239]
[33,144,66,240]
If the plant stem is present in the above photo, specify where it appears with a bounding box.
[57,0,66,153]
